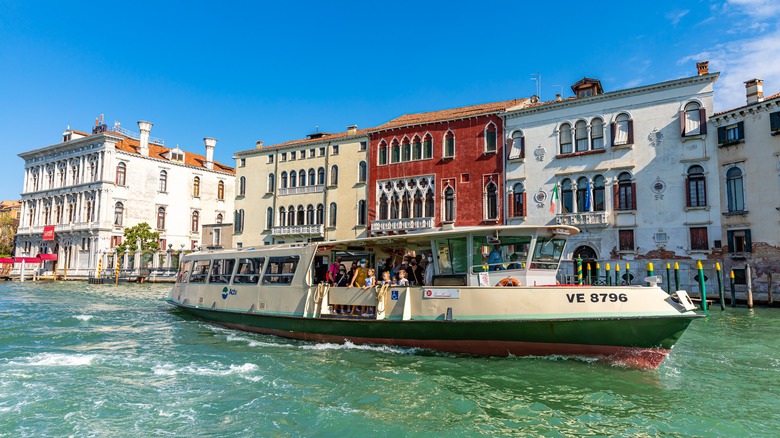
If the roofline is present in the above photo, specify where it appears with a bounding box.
[711,91,780,119]
[503,73,720,120]
[234,131,371,157]
[370,100,528,134]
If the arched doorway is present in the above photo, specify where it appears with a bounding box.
[573,246,598,284]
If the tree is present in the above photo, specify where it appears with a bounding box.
[0,216,17,256]
[116,222,160,253]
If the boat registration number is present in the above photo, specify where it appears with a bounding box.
[566,293,628,303]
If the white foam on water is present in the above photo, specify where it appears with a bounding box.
[74,314,93,322]
[225,333,296,348]
[17,353,98,367]
[152,363,178,376]
[301,340,418,355]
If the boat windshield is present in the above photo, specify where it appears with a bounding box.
[435,237,468,274]
[470,235,532,273]
[530,237,566,270]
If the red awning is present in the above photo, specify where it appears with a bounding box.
[0,257,13,264]
[38,254,58,261]
[16,257,41,263]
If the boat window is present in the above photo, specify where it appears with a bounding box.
[263,256,300,285]
[177,260,192,283]
[234,257,265,284]
[208,259,235,284]
[530,238,566,270]
[189,260,211,283]
[471,235,533,272]
[435,238,467,274]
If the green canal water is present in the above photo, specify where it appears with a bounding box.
[1,281,778,437]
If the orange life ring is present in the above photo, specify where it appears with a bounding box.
[496,277,521,287]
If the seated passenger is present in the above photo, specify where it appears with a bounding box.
[397,270,410,287]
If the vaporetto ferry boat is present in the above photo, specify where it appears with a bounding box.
[165,225,702,369]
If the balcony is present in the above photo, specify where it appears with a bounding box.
[17,222,96,236]
[555,212,609,228]
[271,224,324,237]
[278,185,325,196]
[370,217,434,234]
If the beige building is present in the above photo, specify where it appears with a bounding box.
[711,79,780,300]
[233,126,370,246]
[0,200,21,224]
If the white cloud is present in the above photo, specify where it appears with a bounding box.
[726,0,780,18]
[665,9,690,26]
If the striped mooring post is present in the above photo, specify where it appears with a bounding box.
[697,260,707,312]
[674,262,681,292]
[647,262,654,286]
[716,262,725,311]
[97,258,103,279]
[605,263,612,286]
[576,256,583,285]
[115,256,121,285]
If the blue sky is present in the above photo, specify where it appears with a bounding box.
[1,0,779,201]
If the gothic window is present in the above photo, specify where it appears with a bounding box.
[391,139,400,163]
[379,193,389,220]
[423,134,433,159]
[485,181,498,220]
[287,204,295,225]
[412,135,422,160]
[485,123,497,153]
[267,175,274,194]
[238,176,246,196]
[512,183,525,217]
[279,207,286,226]
[444,131,455,158]
[297,205,304,225]
[378,140,388,165]
[424,190,434,217]
[413,190,423,218]
[402,138,411,161]
[401,192,411,219]
[444,186,455,222]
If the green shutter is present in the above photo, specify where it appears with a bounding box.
[770,112,780,132]
[717,126,727,144]
[737,121,745,140]
[745,229,752,253]
[727,230,735,253]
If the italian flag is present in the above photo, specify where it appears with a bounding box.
[550,182,559,214]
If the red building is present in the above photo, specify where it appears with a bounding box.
[367,99,528,235]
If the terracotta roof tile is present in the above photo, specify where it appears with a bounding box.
[374,98,529,131]
[113,135,235,174]
[237,127,374,154]
[714,91,780,116]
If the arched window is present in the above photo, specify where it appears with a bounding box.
[298,170,306,187]
[616,172,635,211]
[266,207,274,229]
[238,176,246,196]
[412,135,422,160]
[267,174,275,193]
[575,121,588,152]
[423,134,433,159]
[193,177,200,197]
[157,207,166,230]
[485,123,497,153]
[116,162,126,186]
[593,175,605,211]
[191,211,199,232]
[591,118,604,149]
[330,165,339,186]
[158,170,167,192]
[218,180,225,199]
[297,205,305,225]
[390,192,400,219]
[401,192,411,219]
[216,213,223,224]
[358,161,367,183]
[329,202,337,227]
[687,165,707,207]
[559,123,573,154]
[290,171,297,188]
[485,181,498,220]
[279,207,286,226]
[612,114,633,146]
[726,167,745,212]
[379,193,389,220]
[114,202,124,226]
[561,179,573,213]
[683,102,705,136]
[234,209,244,233]
[281,172,288,189]
[305,205,315,224]
[401,137,411,162]
[576,177,590,212]
[424,190,434,217]
[317,167,325,185]
[316,204,324,225]
[391,139,400,163]
[444,186,455,222]
[509,131,525,159]
[512,183,525,217]
[287,205,295,225]
[357,200,367,226]
[378,140,388,165]
[444,131,455,158]
[413,190,423,218]
[308,169,315,186]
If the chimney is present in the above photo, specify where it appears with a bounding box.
[203,137,217,170]
[745,78,764,104]
[256,140,264,149]
[555,94,562,102]
[137,121,153,156]
[697,61,709,76]
[347,125,358,135]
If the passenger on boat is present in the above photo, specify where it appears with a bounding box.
[397,270,410,286]
[326,256,342,285]
[361,268,376,290]
[334,266,350,287]
[406,260,424,285]
[488,245,505,271]
[507,253,522,270]
[349,259,369,287]
[379,270,394,286]
[424,255,434,286]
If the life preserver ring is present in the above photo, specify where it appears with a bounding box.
[496,277,521,287]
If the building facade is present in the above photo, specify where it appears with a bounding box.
[711,79,780,298]
[0,200,21,224]
[503,63,720,282]
[233,126,370,246]
[16,119,235,275]
[367,99,527,236]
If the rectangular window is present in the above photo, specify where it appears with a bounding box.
[290,151,296,161]
[718,122,745,145]
[319,147,325,156]
[263,255,299,285]
[331,145,339,155]
[208,258,235,283]
[309,149,316,158]
[530,237,566,270]
[189,260,211,283]
[177,261,192,283]
[733,268,746,285]
[727,229,752,253]
[690,227,708,250]
[234,257,265,284]
[280,153,287,162]
[770,111,780,133]
[267,155,274,164]
[618,229,635,251]
[359,141,367,151]
[239,158,246,167]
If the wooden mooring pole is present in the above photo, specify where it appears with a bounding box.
[746,264,754,309]
[716,263,725,311]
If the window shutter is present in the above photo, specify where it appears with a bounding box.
[737,121,745,140]
[699,109,707,134]
[627,120,634,144]
[717,126,727,144]
[630,183,637,210]
[613,184,619,210]
[702,178,707,206]
[610,122,616,146]
[680,111,687,137]
[522,192,527,216]
[727,230,735,253]
[507,192,514,216]
[685,177,691,207]
[520,137,525,159]
[770,112,780,131]
[745,229,752,252]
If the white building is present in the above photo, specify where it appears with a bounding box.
[16,119,235,275]
[711,79,780,299]
[502,62,721,283]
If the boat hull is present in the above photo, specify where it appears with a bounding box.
[167,300,700,369]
